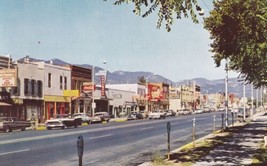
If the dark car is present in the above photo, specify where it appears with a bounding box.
[45,114,82,130]
[91,112,110,123]
[165,110,176,117]
[127,112,143,120]
[0,117,31,132]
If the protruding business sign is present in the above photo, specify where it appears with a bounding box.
[101,75,105,97]
[0,69,17,87]
[82,82,95,93]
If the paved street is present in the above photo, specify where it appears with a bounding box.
[139,111,267,166]
[0,112,228,166]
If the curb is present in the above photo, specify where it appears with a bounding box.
[138,112,265,166]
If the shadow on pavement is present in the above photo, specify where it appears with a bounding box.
[168,118,267,165]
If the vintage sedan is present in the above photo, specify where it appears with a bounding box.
[0,117,31,132]
[148,110,166,119]
[73,113,91,124]
[91,112,110,123]
[45,114,82,130]
[127,112,143,120]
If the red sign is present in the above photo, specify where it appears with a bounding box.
[83,85,95,91]
[82,82,95,92]
[101,75,105,97]
[147,84,163,101]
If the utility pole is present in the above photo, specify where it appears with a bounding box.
[251,83,254,116]
[92,66,95,117]
[243,82,246,121]
[225,59,229,128]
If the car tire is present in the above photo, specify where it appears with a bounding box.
[21,127,26,131]
[4,127,11,133]
[47,127,51,130]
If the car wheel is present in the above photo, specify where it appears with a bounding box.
[47,127,51,130]
[21,127,26,131]
[4,127,11,133]
[62,125,66,129]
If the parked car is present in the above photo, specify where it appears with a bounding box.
[194,109,204,114]
[0,117,31,132]
[178,109,192,115]
[164,110,176,117]
[237,108,250,118]
[73,113,91,124]
[148,110,166,119]
[91,112,110,123]
[203,107,211,113]
[140,110,149,119]
[210,108,216,112]
[127,112,143,120]
[45,114,82,130]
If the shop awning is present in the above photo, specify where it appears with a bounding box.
[0,102,12,106]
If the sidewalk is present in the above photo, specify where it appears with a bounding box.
[140,111,267,166]
[191,112,267,165]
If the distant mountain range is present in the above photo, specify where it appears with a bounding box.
[17,56,257,98]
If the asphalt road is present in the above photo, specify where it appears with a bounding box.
[0,111,234,166]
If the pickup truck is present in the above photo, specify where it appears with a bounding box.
[0,117,31,132]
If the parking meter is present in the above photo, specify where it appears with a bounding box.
[77,135,84,157]
[77,135,84,166]
[167,122,171,134]
[167,122,171,160]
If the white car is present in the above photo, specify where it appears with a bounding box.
[73,113,91,124]
[45,114,81,130]
[195,109,204,114]
[148,110,166,119]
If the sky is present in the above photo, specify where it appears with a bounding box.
[0,0,239,82]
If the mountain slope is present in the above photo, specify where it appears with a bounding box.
[16,56,248,96]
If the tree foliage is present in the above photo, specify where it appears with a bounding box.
[204,0,267,87]
[113,0,203,32]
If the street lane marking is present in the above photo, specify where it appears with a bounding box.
[89,134,112,140]
[0,117,191,145]
[139,127,154,130]
[0,149,30,156]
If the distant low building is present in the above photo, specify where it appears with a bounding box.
[105,83,146,112]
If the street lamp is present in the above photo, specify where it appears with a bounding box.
[92,61,107,117]
[145,73,155,112]
[256,88,259,110]
[92,65,95,117]
[238,78,246,121]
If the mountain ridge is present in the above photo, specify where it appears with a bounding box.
[17,56,249,97]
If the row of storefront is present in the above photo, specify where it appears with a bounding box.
[2,55,230,123]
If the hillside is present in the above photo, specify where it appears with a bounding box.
[17,56,251,97]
